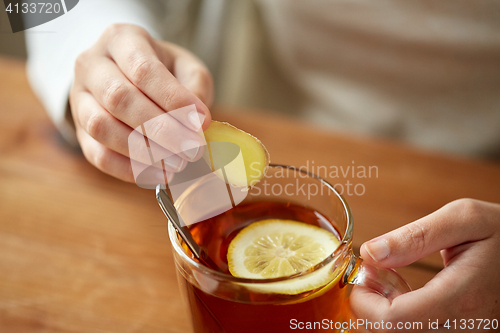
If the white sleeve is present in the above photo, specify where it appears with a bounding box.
[25,0,165,146]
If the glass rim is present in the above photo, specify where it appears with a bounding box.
[168,163,354,284]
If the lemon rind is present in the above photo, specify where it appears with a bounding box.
[204,121,270,188]
[227,219,340,295]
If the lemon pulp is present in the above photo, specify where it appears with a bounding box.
[227,219,341,295]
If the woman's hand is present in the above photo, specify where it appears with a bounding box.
[350,198,500,332]
[70,23,213,182]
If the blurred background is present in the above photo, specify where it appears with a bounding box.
[1,0,499,159]
[0,1,26,59]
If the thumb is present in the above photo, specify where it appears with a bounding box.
[174,59,214,110]
[158,41,214,110]
[360,199,490,268]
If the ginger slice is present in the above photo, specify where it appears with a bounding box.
[203,121,270,187]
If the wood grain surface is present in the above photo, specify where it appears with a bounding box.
[1,57,499,332]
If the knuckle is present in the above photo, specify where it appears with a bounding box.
[104,24,151,44]
[402,222,427,253]
[93,148,110,171]
[197,66,213,87]
[104,81,129,114]
[148,118,168,139]
[188,65,212,89]
[162,84,183,109]
[104,23,128,38]
[86,112,106,140]
[130,25,150,38]
[128,57,154,86]
[456,198,483,222]
[74,51,90,74]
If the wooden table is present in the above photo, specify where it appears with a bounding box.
[1,57,499,332]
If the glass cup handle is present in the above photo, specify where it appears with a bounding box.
[343,254,411,301]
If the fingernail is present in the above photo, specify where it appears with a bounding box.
[181,139,200,160]
[365,239,390,262]
[163,155,184,172]
[188,111,206,131]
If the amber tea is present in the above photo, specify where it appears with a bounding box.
[176,201,348,333]
[169,165,410,333]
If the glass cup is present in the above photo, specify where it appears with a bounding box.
[168,164,410,333]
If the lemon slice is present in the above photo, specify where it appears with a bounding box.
[227,219,341,295]
[204,121,270,187]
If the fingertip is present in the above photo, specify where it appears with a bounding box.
[362,239,390,263]
[187,109,207,132]
[154,168,174,184]
[359,243,373,263]
[200,108,212,131]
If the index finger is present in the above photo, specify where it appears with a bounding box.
[360,199,495,268]
[104,25,211,127]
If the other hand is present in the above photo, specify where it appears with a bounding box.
[350,198,500,332]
